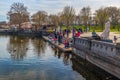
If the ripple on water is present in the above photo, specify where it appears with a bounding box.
[0,36,115,80]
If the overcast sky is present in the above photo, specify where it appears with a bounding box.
[0,0,120,21]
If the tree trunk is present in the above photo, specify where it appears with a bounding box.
[112,25,115,29]
[18,23,21,30]
[118,25,120,31]
[101,24,104,31]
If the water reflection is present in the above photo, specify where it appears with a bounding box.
[31,38,46,57]
[0,36,118,80]
[52,47,71,65]
[49,44,63,59]
[63,53,71,65]
[7,36,47,60]
[50,45,119,80]
[71,56,119,80]
[7,36,29,60]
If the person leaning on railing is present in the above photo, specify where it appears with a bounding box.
[92,30,97,37]
[92,30,101,40]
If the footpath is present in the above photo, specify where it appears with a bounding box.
[42,32,120,53]
[43,36,72,52]
[80,32,120,42]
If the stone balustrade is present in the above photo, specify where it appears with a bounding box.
[73,37,120,79]
[91,40,116,57]
[116,43,120,56]
[73,37,118,57]
[74,37,90,51]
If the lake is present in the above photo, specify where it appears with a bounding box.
[0,35,118,80]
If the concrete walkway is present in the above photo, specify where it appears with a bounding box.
[43,36,72,52]
[68,32,120,43]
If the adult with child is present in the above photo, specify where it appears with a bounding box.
[64,38,69,48]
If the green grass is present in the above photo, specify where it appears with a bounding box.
[115,32,120,34]
[61,25,120,33]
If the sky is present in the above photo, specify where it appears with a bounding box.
[0,0,120,22]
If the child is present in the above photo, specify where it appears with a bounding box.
[66,39,69,48]
[53,37,57,43]
[63,39,67,48]
[77,31,81,38]
[114,36,117,44]
[92,30,96,37]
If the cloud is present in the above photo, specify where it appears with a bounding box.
[0,0,120,21]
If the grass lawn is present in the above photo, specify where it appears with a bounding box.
[61,25,120,33]
[115,32,120,34]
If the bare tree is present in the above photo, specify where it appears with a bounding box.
[105,7,120,29]
[77,15,82,26]
[60,6,75,29]
[32,11,47,30]
[8,3,29,29]
[79,6,91,29]
[95,8,109,31]
[49,14,60,29]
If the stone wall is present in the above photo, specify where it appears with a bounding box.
[73,37,120,67]
[91,40,116,57]
[74,37,117,57]
[116,43,120,56]
[73,37,120,79]
[74,38,90,51]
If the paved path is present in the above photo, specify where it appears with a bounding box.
[68,32,120,43]
[43,36,72,52]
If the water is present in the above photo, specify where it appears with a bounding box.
[0,36,118,80]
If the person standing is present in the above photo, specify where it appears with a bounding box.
[66,29,69,38]
[114,36,117,44]
[72,28,76,38]
[77,31,81,38]
[58,33,62,45]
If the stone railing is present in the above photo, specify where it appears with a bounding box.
[73,37,120,79]
[74,37,90,51]
[116,43,120,56]
[73,37,118,57]
[91,40,116,57]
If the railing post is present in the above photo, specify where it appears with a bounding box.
[116,43,120,55]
